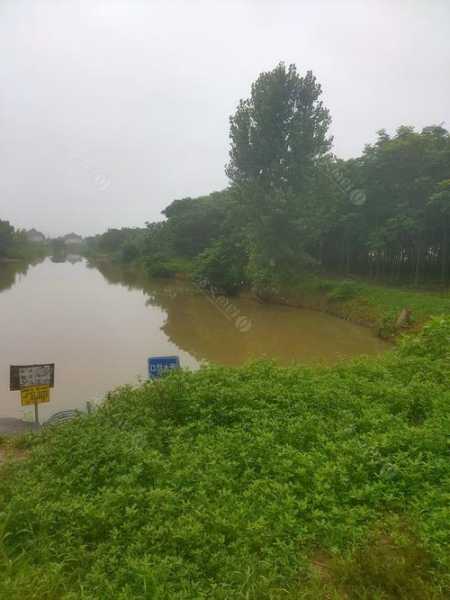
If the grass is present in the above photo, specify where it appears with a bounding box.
[0,317,449,598]
[0,435,31,465]
[143,256,195,279]
[106,254,450,337]
[275,276,450,338]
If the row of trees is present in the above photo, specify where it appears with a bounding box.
[87,63,450,291]
[0,222,89,263]
[319,126,450,284]
[0,220,15,257]
[0,220,47,260]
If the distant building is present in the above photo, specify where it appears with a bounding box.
[62,233,83,246]
[66,254,82,264]
[26,229,46,243]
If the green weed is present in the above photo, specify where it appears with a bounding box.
[0,318,449,598]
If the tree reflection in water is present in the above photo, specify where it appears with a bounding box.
[93,260,388,367]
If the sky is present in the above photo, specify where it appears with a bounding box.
[1,0,449,237]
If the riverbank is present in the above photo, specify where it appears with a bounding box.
[88,256,450,339]
[157,259,450,339]
[0,418,33,435]
[0,245,48,262]
[0,316,449,598]
[252,276,450,339]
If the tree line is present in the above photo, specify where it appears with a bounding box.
[86,62,450,292]
[0,220,47,261]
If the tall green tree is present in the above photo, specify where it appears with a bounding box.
[358,126,450,283]
[162,191,232,258]
[0,219,15,257]
[226,63,332,285]
[226,62,332,193]
[428,179,450,284]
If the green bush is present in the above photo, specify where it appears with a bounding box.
[398,315,450,359]
[145,255,177,278]
[0,318,449,598]
[145,256,193,279]
[327,280,364,302]
[120,241,141,263]
[193,239,247,295]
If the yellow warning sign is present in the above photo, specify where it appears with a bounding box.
[20,385,50,406]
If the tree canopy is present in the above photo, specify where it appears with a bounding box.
[86,64,450,289]
[226,62,332,192]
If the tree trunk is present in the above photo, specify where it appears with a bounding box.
[414,239,423,286]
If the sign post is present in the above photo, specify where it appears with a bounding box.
[10,364,54,428]
[148,356,180,379]
[20,385,51,426]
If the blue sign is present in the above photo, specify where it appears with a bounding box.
[148,355,180,379]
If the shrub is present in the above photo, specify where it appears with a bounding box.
[327,280,364,302]
[145,256,193,279]
[0,318,449,598]
[120,240,141,263]
[193,239,247,295]
[145,255,176,278]
[399,315,450,359]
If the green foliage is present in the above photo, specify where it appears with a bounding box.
[326,280,364,302]
[120,240,141,263]
[398,315,450,359]
[145,256,193,279]
[0,219,15,256]
[226,62,332,192]
[79,67,450,288]
[145,255,176,278]
[98,228,132,253]
[327,520,443,599]
[84,228,147,263]
[193,238,248,295]
[322,125,450,283]
[162,192,232,258]
[9,433,36,450]
[0,220,48,260]
[1,319,449,598]
[226,63,332,284]
[294,276,450,336]
[85,66,450,289]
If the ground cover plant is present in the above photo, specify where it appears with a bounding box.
[0,317,449,599]
[273,276,450,338]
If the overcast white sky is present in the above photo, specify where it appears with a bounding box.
[1,0,449,237]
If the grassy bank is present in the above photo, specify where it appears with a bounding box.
[118,250,450,338]
[256,277,450,338]
[92,253,450,338]
[0,317,449,599]
[0,243,48,262]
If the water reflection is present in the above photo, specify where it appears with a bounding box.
[1,258,388,420]
[0,259,42,293]
[94,260,388,366]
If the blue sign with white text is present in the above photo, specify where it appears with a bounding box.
[148,355,180,379]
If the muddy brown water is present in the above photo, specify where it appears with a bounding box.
[0,257,388,421]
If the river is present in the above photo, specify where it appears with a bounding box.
[0,257,388,421]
